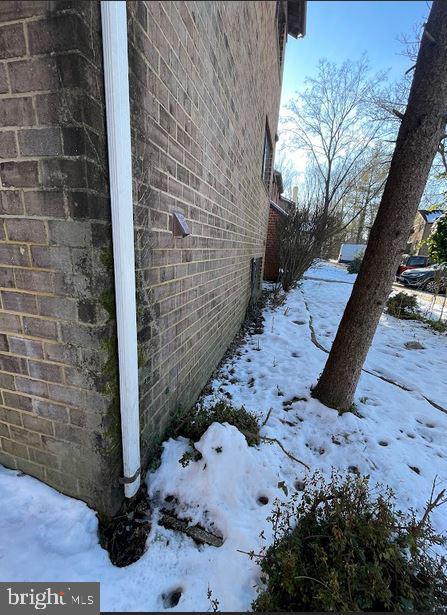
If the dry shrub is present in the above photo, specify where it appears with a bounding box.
[278,207,339,291]
[176,401,260,446]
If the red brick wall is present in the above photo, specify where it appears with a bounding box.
[264,206,283,282]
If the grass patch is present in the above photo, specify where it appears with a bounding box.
[176,401,260,446]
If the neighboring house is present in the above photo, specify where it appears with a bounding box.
[264,170,295,282]
[0,1,306,515]
[406,209,444,256]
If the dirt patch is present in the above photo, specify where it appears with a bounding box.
[98,485,151,567]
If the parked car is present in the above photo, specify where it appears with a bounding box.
[398,263,447,293]
[396,254,430,277]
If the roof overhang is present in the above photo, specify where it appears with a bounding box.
[270,201,289,217]
[287,0,307,38]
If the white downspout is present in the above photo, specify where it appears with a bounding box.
[101,1,141,498]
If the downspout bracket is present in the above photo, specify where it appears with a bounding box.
[119,467,142,485]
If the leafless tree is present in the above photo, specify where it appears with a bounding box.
[278,147,388,288]
[313,0,447,410]
[377,18,447,208]
[338,146,389,244]
[284,56,386,220]
[274,148,298,199]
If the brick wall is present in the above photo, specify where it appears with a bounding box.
[0,0,287,514]
[264,205,283,282]
[0,1,122,515]
[126,1,284,458]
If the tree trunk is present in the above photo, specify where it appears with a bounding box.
[313,0,447,410]
[355,206,366,244]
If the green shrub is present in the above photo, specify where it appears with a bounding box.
[252,473,447,612]
[176,401,260,446]
[386,292,447,333]
[347,253,363,274]
[425,318,447,334]
[386,292,419,319]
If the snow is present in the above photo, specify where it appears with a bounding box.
[396,287,447,323]
[0,262,446,612]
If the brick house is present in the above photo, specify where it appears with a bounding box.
[0,0,306,515]
[264,169,295,282]
[406,209,444,256]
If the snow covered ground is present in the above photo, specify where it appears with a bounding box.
[0,262,446,612]
[397,286,447,323]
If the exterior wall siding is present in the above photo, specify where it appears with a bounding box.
[0,1,122,514]
[127,1,283,461]
[1,0,286,513]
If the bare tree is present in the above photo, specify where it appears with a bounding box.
[278,149,388,287]
[284,56,385,220]
[338,146,388,244]
[274,148,298,199]
[377,17,447,208]
[313,0,447,410]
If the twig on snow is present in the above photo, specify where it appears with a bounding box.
[260,436,310,470]
[261,407,273,427]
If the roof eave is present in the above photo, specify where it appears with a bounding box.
[287,0,307,38]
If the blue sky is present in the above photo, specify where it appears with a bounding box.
[281,0,431,105]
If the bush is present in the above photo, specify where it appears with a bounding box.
[347,253,363,274]
[176,401,260,446]
[386,292,419,319]
[278,207,340,292]
[148,402,261,472]
[426,318,447,334]
[252,473,447,612]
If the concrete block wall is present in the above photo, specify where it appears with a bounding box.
[127,1,284,457]
[0,1,122,515]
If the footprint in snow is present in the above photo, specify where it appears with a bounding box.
[162,588,183,609]
[408,465,421,475]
